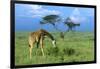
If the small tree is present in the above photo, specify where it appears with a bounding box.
[40,15,61,31]
[64,17,80,32]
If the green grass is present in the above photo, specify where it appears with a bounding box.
[15,32,94,65]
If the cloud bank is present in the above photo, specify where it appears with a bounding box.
[16,4,61,18]
[70,8,86,23]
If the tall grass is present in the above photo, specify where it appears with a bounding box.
[15,32,94,65]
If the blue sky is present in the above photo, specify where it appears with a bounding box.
[15,4,94,32]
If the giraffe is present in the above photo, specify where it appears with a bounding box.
[28,29,56,59]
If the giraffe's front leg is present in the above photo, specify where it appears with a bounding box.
[29,46,33,59]
[40,36,45,56]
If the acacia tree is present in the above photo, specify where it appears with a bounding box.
[64,17,80,32]
[58,17,81,39]
[40,15,61,31]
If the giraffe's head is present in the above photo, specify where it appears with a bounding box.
[52,40,56,48]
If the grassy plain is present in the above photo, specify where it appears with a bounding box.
[15,32,94,65]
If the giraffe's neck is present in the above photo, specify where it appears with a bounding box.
[44,31,55,41]
[40,29,56,47]
[47,33,55,40]
[39,29,55,41]
[44,32,56,47]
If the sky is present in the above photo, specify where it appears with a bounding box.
[15,4,95,32]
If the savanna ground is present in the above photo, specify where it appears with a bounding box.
[15,32,94,65]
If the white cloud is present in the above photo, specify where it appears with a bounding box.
[29,5,42,10]
[71,8,80,17]
[30,5,61,18]
[70,8,86,23]
[17,4,61,18]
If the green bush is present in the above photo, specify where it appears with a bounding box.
[47,47,59,56]
[63,47,75,56]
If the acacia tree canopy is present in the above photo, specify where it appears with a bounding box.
[40,15,61,25]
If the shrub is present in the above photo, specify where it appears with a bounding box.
[63,47,75,56]
[47,47,59,56]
